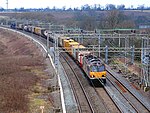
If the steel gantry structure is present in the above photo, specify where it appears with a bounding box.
[54,31,149,90]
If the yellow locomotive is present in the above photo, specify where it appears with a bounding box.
[82,54,106,84]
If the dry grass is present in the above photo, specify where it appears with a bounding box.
[0,29,53,113]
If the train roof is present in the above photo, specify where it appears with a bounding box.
[89,62,103,66]
[84,54,103,66]
[88,59,103,66]
[35,27,46,30]
[68,42,79,47]
[76,51,91,57]
[59,36,70,40]
[85,54,97,60]
[63,39,74,42]
[72,45,85,49]
[68,41,79,44]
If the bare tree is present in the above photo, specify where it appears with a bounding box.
[106,10,120,28]
[105,4,116,10]
[105,10,135,29]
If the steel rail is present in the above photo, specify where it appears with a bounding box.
[106,69,150,112]
[60,53,95,113]
[105,76,138,113]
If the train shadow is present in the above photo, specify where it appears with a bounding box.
[89,79,104,87]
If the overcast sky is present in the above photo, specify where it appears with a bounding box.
[1,0,150,9]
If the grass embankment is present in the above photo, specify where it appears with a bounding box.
[0,29,53,113]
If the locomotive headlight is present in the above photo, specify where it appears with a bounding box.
[102,75,105,77]
[92,75,95,77]
[102,75,105,78]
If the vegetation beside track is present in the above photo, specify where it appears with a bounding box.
[0,29,54,113]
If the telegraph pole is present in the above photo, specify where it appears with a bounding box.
[46,33,50,57]
[6,0,8,11]
[131,45,135,64]
[105,45,108,64]
[124,36,127,74]
[98,32,101,58]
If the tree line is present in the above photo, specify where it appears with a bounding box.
[0,4,150,12]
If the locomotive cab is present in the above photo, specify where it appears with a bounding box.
[89,64,106,84]
[83,54,107,85]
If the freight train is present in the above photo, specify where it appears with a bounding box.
[10,23,107,84]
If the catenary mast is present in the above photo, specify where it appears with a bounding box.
[6,0,8,11]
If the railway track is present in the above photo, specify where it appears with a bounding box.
[88,81,121,113]
[90,81,120,113]
[60,53,94,113]
[3,27,149,113]
[105,69,150,113]
[60,52,113,113]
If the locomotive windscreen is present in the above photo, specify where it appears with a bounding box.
[90,65,105,72]
[97,65,105,72]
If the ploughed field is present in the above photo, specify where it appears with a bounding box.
[0,29,54,113]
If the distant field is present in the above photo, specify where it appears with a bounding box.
[125,10,150,12]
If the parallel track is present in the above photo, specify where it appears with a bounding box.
[106,70,150,113]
